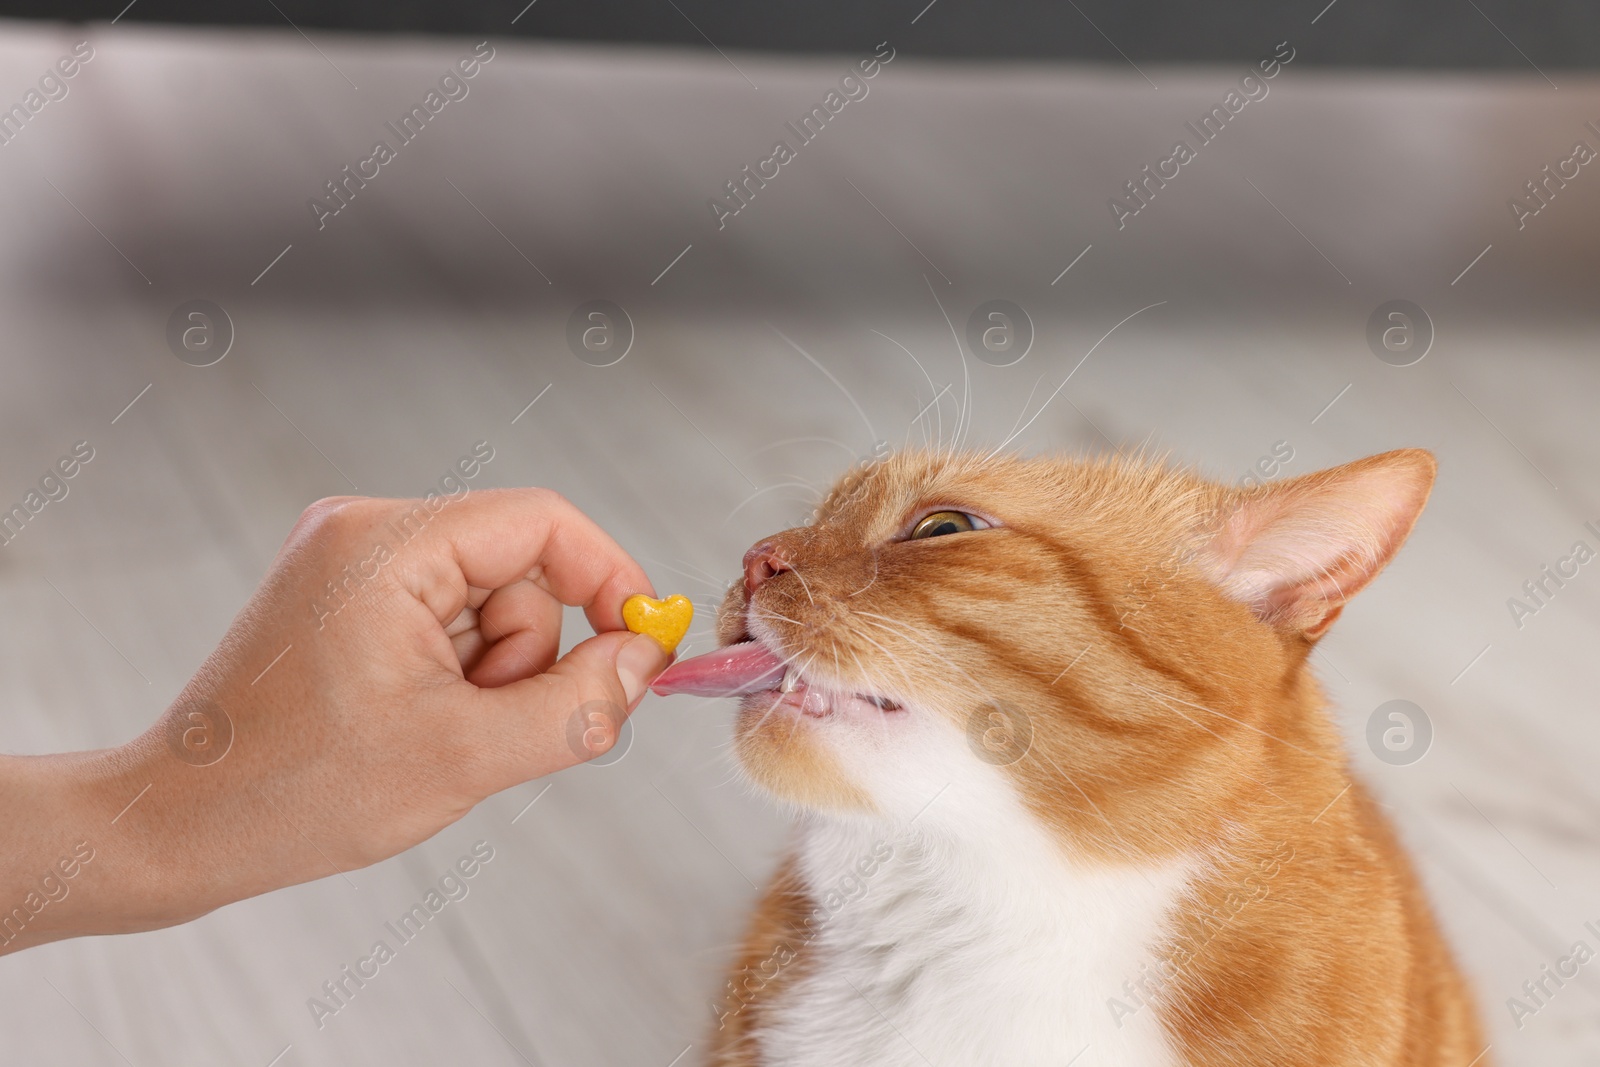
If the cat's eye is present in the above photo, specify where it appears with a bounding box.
[908,510,987,540]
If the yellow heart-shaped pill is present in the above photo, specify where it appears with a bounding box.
[622,593,694,653]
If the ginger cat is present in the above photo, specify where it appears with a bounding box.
[651,448,1488,1067]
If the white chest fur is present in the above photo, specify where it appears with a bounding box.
[749,793,1192,1067]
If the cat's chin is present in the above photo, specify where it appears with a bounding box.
[731,691,887,814]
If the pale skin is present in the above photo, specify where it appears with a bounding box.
[0,488,670,955]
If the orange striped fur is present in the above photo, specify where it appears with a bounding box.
[706,448,1486,1066]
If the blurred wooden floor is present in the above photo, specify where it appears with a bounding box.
[0,17,1598,1067]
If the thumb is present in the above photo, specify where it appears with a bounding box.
[472,629,671,785]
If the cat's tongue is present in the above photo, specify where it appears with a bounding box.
[649,640,785,697]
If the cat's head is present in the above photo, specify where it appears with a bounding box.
[651,448,1434,858]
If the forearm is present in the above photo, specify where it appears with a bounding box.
[0,745,185,955]
[0,686,375,956]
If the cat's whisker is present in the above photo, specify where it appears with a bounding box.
[844,549,881,598]
[748,605,805,628]
[744,687,791,737]
[752,436,859,460]
[857,633,979,710]
[873,328,944,453]
[639,557,726,595]
[765,679,815,763]
[724,482,821,525]
[851,616,989,708]
[744,652,820,739]
[844,644,900,742]
[923,276,972,454]
[857,617,992,716]
[846,626,930,712]
[897,382,928,452]
[1002,372,1047,451]
[778,472,826,495]
[727,641,821,738]
[674,557,728,588]
[935,382,948,453]
[903,390,931,453]
[871,329,938,411]
[767,322,880,450]
[986,301,1167,460]
[850,615,954,675]
[851,614,978,687]
[737,690,795,761]
[680,741,750,785]
[781,559,818,606]
[1127,681,1328,762]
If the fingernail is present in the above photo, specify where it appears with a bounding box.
[616,632,670,706]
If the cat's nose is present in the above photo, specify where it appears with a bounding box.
[743,540,792,596]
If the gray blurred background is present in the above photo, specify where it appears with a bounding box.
[0,3,1597,1065]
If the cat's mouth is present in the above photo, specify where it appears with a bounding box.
[649,637,904,717]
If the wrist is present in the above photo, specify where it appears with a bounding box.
[0,747,142,952]
[0,732,222,954]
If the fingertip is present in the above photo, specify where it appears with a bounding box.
[593,575,657,633]
[615,631,671,707]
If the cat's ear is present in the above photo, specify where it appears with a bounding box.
[1198,449,1436,637]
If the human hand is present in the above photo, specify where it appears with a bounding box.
[0,487,669,951]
